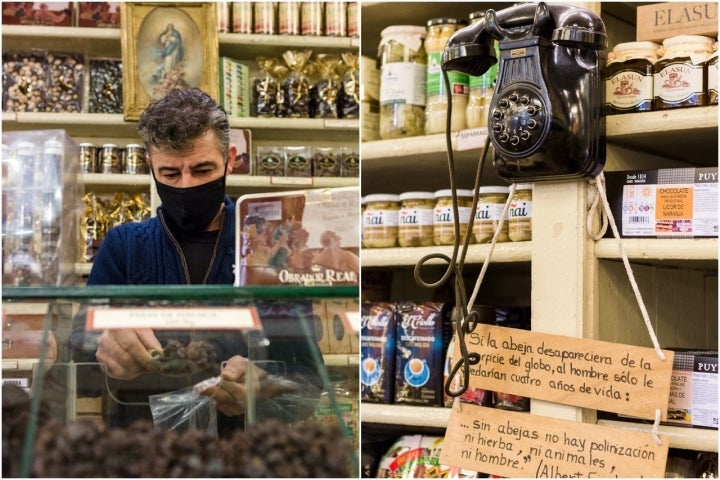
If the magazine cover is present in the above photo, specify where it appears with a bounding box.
[235,187,359,286]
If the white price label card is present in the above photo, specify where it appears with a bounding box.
[455,127,488,151]
[86,307,261,331]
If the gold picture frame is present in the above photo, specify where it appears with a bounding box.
[120,2,218,121]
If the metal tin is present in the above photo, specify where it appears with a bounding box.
[78,143,97,173]
[100,143,122,174]
[123,144,148,175]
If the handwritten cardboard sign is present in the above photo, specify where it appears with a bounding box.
[455,324,674,419]
[440,404,669,478]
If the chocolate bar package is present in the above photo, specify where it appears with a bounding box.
[394,301,453,406]
[361,302,396,404]
[235,187,359,286]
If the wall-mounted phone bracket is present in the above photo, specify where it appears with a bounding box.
[442,3,608,183]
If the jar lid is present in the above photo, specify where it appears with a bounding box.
[13,141,35,154]
[434,188,474,198]
[468,10,486,22]
[378,25,427,57]
[513,183,533,190]
[43,139,64,154]
[380,25,427,39]
[399,191,435,201]
[78,142,96,147]
[662,35,714,50]
[426,18,468,28]
[101,143,118,148]
[125,143,144,148]
[364,193,401,203]
[478,186,510,195]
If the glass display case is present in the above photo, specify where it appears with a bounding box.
[2,284,359,478]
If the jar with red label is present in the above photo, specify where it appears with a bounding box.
[654,35,714,110]
[606,41,660,114]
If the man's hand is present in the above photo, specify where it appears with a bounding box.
[95,328,162,380]
[202,356,299,417]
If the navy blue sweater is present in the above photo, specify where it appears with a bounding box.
[88,196,236,285]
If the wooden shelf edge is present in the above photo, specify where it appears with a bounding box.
[361,403,451,428]
[595,238,718,261]
[606,106,718,138]
[597,419,718,453]
[361,242,532,267]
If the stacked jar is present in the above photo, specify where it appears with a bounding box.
[508,184,533,242]
[398,192,435,247]
[424,18,469,134]
[433,189,473,246]
[363,194,400,248]
[706,38,718,105]
[654,35,714,110]
[465,11,500,129]
[606,41,660,115]
[378,25,427,139]
[473,186,510,243]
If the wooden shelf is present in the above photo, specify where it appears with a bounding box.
[361,404,718,453]
[361,242,532,267]
[219,32,359,59]
[595,238,719,269]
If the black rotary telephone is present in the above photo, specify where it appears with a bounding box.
[442,2,608,182]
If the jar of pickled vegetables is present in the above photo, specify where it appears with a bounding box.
[466,11,499,129]
[508,184,532,242]
[398,191,435,247]
[379,25,427,139]
[473,186,509,244]
[424,18,469,134]
[363,194,400,248]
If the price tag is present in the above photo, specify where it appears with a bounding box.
[455,127,488,151]
[270,176,313,186]
[455,324,673,419]
[86,307,261,331]
[339,310,361,333]
[440,404,669,478]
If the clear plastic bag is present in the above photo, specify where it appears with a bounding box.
[149,377,220,437]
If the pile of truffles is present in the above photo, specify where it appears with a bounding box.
[4,384,354,478]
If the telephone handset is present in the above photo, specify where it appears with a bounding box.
[443,2,608,182]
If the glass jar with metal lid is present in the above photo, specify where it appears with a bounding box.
[123,144,148,175]
[398,191,435,247]
[654,35,714,110]
[707,45,718,105]
[433,189,473,246]
[378,25,427,139]
[606,41,660,114]
[100,143,122,174]
[363,194,400,248]
[424,18,469,134]
[466,10,499,129]
[473,186,510,244]
[508,184,532,242]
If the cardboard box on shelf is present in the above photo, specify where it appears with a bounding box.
[666,350,718,428]
[636,2,718,42]
[604,167,718,238]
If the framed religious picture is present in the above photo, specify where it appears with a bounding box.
[120,2,218,121]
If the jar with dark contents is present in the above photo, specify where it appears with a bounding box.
[363,194,400,248]
[123,144,148,175]
[606,41,660,114]
[473,186,509,244]
[398,191,435,247]
[508,184,532,242]
[78,143,97,173]
[433,189,473,246]
[654,35,714,110]
[379,25,427,139]
[707,47,718,105]
[100,143,122,174]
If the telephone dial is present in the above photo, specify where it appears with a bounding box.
[442,2,608,182]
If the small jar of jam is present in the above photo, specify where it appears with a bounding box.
[606,41,660,114]
[473,186,510,244]
[363,194,400,248]
[433,189,473,246]
[654,35,714,110]
[707,46,718,105]
[398,191,435,247]
[508,184,532,242]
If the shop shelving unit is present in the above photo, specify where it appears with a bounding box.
[360,1,718,456]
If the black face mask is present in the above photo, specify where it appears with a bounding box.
[156,175,226,233]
